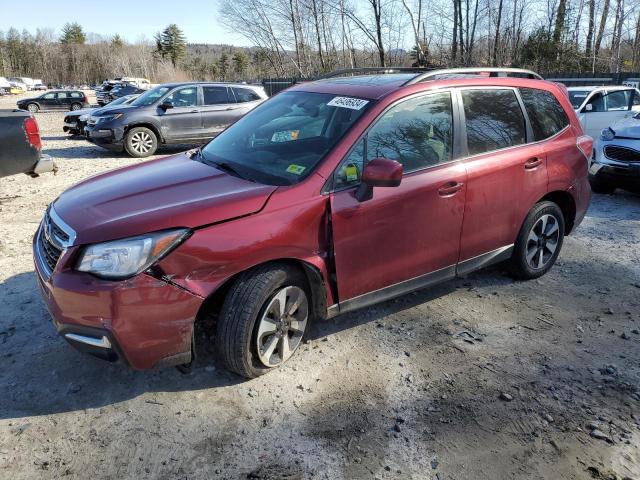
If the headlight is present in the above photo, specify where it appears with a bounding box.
[600,128,615,141]
[79,114,88,121]
[76,229,190,279]
[97,113,123,123]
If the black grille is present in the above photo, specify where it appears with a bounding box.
[603,145,640,163]
[38,228,62,273]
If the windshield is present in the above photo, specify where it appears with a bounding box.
[568,90,591,109]
[200,91,371,185]
[108,96,130,106]
[130,86,171,107]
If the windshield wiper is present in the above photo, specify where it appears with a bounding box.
[212,161,254,181]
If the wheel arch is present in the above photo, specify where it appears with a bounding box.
[123,122,164,143]
[193,258,329,339]
[539,190,577,234]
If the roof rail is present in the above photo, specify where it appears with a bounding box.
[405,67,543,84]
[317,67,432,80]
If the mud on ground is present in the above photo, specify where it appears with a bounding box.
[0,92,639,479]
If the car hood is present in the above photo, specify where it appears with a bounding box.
[17,97,38,104]
[65,107,95,117]
[53,152,277,245]
[93,104,138,116]
[611,115,640,139]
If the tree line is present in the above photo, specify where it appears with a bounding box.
[1,0,640,85]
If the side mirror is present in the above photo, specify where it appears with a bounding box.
[355,158,403,202]
[160,101,174,111]
[584,103,593,112]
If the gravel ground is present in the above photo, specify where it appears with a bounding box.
[1,92,639,480]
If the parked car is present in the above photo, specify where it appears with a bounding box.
[34,68,592,378]
[102,84,143,104]
[590,114,640,193]
[8,77,31,91]
[17,90,89,113]
[63,94,139,135]
[568,85,640,139]
[1,109,55,177]
[84,82,268,157]
[33,83,47,91]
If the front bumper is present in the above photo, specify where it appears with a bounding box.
[84,124,125,150]
[591,138,640,191]
[33,221,203,369]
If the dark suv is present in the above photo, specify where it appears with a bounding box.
[34,68,592,378]
[84,82,268,157]
[17,90,89,113]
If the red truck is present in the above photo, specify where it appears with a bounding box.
[33,68,592,378]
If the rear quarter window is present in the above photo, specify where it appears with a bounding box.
[519,87,569,141]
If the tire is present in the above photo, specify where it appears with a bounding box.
[70,103,82,111]
[27,103,39,113]
[216,264,311,378]
[509,201,565,280]
[589,174,616,194]
[124,127,158,157]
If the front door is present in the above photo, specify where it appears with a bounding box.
[329,91,467,304]
[159,86,202,141]
[40,92,57,110]
[579,89,635,138]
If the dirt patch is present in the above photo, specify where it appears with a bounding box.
[1,92,639,479]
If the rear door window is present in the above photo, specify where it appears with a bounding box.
[232,87,261,103]
[203,86,231,105]
[56,92,69,100]
[519,87,569,141]
[70,92,82,98]
[461,89,526,155]
[604,90,632,111]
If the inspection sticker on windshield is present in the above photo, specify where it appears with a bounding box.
[327,96,369,110]
[286,164,306,175]
[271,130,300,142]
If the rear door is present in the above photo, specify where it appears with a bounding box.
[200,86,237,138]
[55,92,70,110]
[329,90,467,304]
[458,87,548,267]
[159,86,202,141]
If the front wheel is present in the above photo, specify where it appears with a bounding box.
[124,127,158,157]
[27,103,39,113]
[216,264,310,378]
[509,201,565,280]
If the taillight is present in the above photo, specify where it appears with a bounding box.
[576,135,593,161]
[24,116,41,150]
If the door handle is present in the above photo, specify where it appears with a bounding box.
[525,157,543,169]
[438,181,464,197]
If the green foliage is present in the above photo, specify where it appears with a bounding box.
[111,34,125,48]
[218,53,230,80]
[233,51,249,76]
[155,24,187,67]
[60,22,86,45]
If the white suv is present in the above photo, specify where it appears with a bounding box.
[568,86,640,138]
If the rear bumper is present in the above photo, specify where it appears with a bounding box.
[33,227,203,369]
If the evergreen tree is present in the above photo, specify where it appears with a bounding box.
[155,24,187,67]
[60,22,86,44]
[233,51,249,77]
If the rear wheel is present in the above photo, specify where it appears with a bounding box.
[509,201,565,280]
[70,103,82,111]
[124,127,158,157]
[27,103,39,113]
[216,264,310,378]
[589,174,616,194]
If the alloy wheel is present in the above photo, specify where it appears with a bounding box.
[255,286,308,367]
[27,104,38,113]
[71,103,81,111]
[130,131,153,154]
[525,214,560,269]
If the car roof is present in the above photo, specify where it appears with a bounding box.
[157,82,263,89]
[567,85,635,92]
[289,73,561,100]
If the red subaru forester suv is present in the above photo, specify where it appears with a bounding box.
[34,68,592,378]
